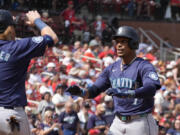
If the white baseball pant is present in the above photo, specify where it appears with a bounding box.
[108,113,158,135]
[0,107,31,135]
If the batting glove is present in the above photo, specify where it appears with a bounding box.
[106,88,135,98]
[106,88,119,96]
[65,85,86,97]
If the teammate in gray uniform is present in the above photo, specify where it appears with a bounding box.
[0,10,58,135]
[66,26,161,135]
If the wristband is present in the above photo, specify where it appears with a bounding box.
[34,18,47,30]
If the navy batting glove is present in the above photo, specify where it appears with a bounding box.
[106,88,135,98]
[116,90,135,98]
[65,85,86,97]
[106,88,119,96]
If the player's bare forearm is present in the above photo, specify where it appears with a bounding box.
[41,26,58,44]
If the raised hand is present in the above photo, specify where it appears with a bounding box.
[25,10,41,26]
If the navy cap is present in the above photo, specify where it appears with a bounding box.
[0,10,14,33]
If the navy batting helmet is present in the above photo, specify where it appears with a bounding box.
[113,26,139,49]
[0,10,14,33]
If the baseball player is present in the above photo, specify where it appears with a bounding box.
[66,26,161,135]
[0,10,58,135]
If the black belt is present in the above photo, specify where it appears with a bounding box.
[2,106,24,110]
[116,113,148,122]
[4,106,14,109]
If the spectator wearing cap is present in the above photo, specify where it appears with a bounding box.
[60,1,75,23]
[25,106,37,132]
[103,95,114,127]
[165,71,177,89]
[46,62,56,75]
[87,103,108,135]
[78,101,91,135]
[39,62,57,95]
[82,39,100,63]
[37,92,55,119]
[136,38,150,55]
[52,84,72,114]
[59,101,80,135]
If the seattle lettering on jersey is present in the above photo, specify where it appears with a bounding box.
[0,51,10,61]
[110,77,140,89]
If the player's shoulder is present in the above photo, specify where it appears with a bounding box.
[136,57,153,65]
[0,40,14,48]
[136,57,157,72]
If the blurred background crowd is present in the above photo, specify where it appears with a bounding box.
[1,0,180,21]
[1,0,180,135]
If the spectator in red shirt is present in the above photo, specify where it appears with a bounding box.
[98,45,114,59]
[61,1,75,23]
[71,14,87,41]
[60,1,76,43]
[82,39,100,63]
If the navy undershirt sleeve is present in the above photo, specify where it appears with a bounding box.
[134,84,159,98]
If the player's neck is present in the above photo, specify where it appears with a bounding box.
[121,53,136,65]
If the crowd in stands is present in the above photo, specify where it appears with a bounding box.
[0,0,180,21]
[8,0,179,47]
[0,0,180,135]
